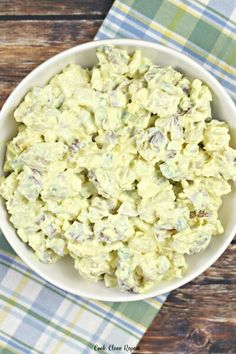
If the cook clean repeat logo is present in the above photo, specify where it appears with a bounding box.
[94,344,139,352]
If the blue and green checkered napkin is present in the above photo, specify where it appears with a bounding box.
[0,0,235,353]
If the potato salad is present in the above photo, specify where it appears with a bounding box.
[1,46,236,293]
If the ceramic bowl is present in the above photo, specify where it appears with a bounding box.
[0,39,235,301]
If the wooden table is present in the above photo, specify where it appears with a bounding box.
[0,1,235,352]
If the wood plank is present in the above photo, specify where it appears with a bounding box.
[0,0,114,16]
[0,20,102,108]
[135,242,236,353]
[0,20,102,46]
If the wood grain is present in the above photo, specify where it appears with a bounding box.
[0,1,235,353]
[0,0,113,17]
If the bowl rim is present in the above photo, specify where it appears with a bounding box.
[0,38,236,302]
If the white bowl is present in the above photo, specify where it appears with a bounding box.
[0,39,236,302]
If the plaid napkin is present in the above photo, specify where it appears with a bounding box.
[1,0,235,353]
